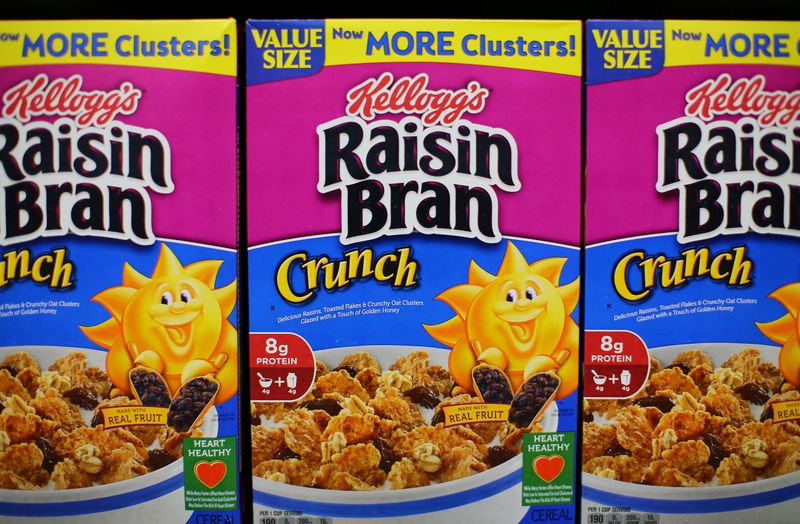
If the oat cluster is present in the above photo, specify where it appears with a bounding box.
[0,351,198,489]
[584,348,800,486]
[251,351,538,490]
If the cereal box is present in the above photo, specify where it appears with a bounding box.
[246,19,582,523]
[584,20,800,523]
[0,20,240,522]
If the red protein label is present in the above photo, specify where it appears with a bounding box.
[584,330,649,399]
[249,333,316,402]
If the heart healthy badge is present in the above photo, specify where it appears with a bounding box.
[522,432,575,505]
[183,437,238,510]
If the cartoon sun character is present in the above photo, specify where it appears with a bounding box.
[424,242,579,399]
[756,282,800,388]
[81,244,238,404]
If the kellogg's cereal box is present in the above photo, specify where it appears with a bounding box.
[246,19,582,524]
[584,20,800,524]
[0,20,240,522]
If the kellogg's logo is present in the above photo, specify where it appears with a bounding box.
[684,74,800,127]
[345,72,489,126]
[3,73,142,127]
[657,74,800,244]
[318,73,520,245]
[0,74,172,247]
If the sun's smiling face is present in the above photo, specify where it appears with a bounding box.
[467,271,565,363]
[123,274,223,359]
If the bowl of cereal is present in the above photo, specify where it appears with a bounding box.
[582,343,800,519]
[251,345,559,519]
[0,345,217,516]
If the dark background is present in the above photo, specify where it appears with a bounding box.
[4,1,799,20]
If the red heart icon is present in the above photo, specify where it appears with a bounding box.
[194,460,227,489]
[533,455,564,483]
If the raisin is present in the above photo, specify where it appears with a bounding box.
[130,368,171,408]
[508,373,560,429]
[633,395,675,413]
[604,444,631,457]
[35,437,59,473]
[760,405,774,423]
[0,365,16,376]
[703,433,727,468]
[487,445,516,467]
[666,362,692,375]
[250,412,261,426]
[405,386,440,409]
[298,398,343,416]
[63,387,100,410]
[373,437,398,473]
[735,383,770,405]
[167,377,218,433]
[275,446,301,460]
[333,365,359,378]
[582,410,595,422]
[430,409,444,426]
[472,366,513,404]
[146,449,178,471]
[90,409,104,428]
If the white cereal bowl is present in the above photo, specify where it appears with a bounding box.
[583,342,800,523]
[252,345,557,520]
[0,345,217,514]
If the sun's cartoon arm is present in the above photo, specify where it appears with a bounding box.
[179,319,238,404]
[475,340,508,370]
[448,338,477,393]
[127,342,165,374]
[523,348,569,380]
[181,353,228,384]
[211,325,239,404]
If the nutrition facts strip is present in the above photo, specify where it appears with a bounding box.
[259,518,333,524]
[587,513,659,523]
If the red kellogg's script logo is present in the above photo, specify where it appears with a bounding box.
[2,73,141,127]
[684,74,800,127]
[346,72,489,126]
